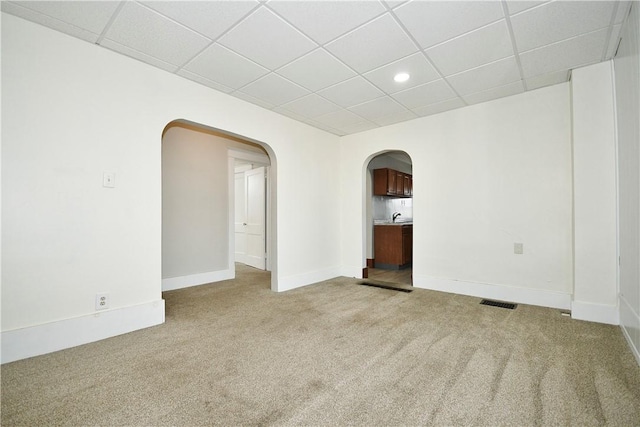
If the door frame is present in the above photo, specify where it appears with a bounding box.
[363,150,413,280]
[228,149,271,272]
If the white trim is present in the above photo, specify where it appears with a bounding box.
[340,265,364,279]
[265,166,272,272]
[228,156,237,274]
[162,269,234,291]
[413,275,572,310]
[571,300,619,325]
[228,150,271,274]
[620,294,640,366]
[277,267,342,292]
[228,148,269,165]
[1,299,165,364]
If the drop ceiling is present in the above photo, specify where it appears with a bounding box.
[2,0,631,136]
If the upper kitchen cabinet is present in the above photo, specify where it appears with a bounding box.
[374,168,412,197]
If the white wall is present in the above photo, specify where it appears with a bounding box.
[571,61,619,324]
[1,14,341,362]
[163,126,229,278]
[340,84,573,309]
[614,3,640,365]
[162,125,254,289]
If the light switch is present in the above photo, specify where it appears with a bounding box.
[514,242,523,255]
[103,172,115,188]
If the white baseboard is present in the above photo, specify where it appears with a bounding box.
[162,269,234,291]
[1,299,165,364]
[277,266,342,292]
[620,295,640,366]
[340,265,364,279]
[571,300,619,325]
[413,275,572,310]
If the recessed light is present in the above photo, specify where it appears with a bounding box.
[394,72,410,83]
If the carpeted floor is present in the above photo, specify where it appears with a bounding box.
[2,264,640,426]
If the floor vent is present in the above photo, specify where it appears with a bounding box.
[359,282,412,293]
[480,299,517,310]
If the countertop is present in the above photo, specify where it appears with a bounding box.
[374,221,413,226]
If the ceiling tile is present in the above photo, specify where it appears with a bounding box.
[325,14,418,73]
[505,1,548,16]
[277,49,356,92]
[614,1,632,24]
[337,120,379,135]
[304,120,344,136]
[7,0,120,34]
[217,7,317,70]
[104,2,210,66]
[425,20,514,77]
[100,39,179,73]
[511,1,615,52]
[177,69,234,93]
[238,73,309,106]
[0,1,106,43]
[281,113,345,135]
[232,91,276,110]
[520,29,608,79]
[315,109,369,129]
[412,97,466,117]
[394,1,504,49]
[183,43,269,90]
[279,94,342,118]
[384,1,409,10]
[142,1,259,40]
[392,79,457,109]
[363,53,440,94]
[349,97,408,121]
[446,56,521,96]
[462,81,524,105]
[267,1,386,44]
[524,70,568,90]
[317,77,384,108]
[373,110,418,127]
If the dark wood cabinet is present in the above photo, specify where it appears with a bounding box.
[386,169,396,194]
[373,168,412,197]
[374,224,412,269]
[403,174,411,196]
[395,170,404,194]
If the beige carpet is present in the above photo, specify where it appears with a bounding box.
[2,264,640,426]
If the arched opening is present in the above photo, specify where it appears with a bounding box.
[364,150,413,286]
[161,119,278,291]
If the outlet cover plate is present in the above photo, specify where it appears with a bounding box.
[95,293,109,310]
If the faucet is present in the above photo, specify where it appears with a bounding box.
[392,212,401,222]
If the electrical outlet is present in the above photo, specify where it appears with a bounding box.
[514,243,524,255]
[95,293,109,310]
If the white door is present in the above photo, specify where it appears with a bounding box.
[241,167,266,270]
[234,171,247,264]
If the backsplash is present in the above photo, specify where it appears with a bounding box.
[372,196,413,222]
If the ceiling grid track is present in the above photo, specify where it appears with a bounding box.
[500,0,528,91]
[2,0,628,136]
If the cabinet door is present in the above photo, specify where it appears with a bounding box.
[387,169,397,194]
[403,175,411,196]
[402,227,413,264]
[373,169,389,196]
[396,171,404,195]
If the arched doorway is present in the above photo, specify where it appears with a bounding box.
[161,119,278,291]
[365,150,413,286]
